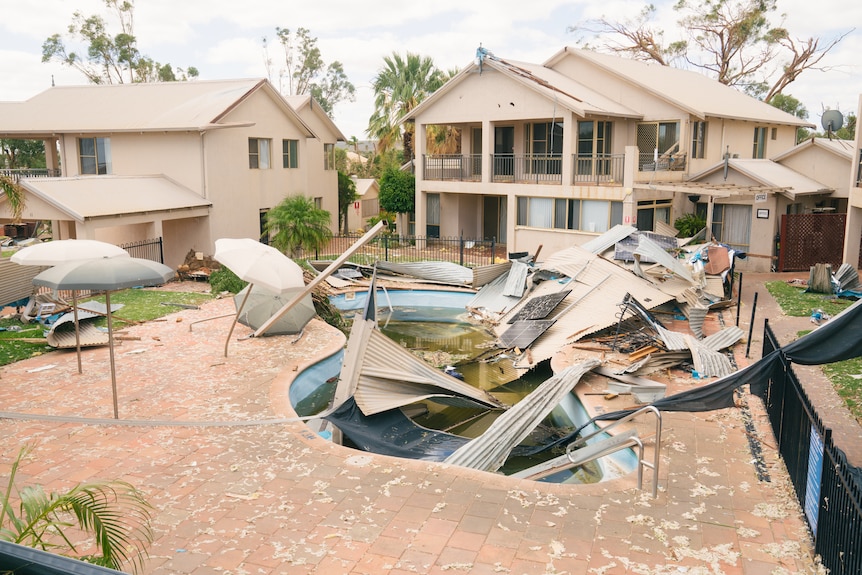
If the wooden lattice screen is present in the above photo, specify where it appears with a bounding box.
[777,213,858,272]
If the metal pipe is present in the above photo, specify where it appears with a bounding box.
[745,292,758,358]
[736,272,743,327]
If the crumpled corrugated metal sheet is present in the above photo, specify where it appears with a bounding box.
[633,235,697,284]
[579,225,638,255]
[376,261,473,285]
[686,335,734,378]
[443,359,600,472]
[467,270,525,318]
[498,247,675,369]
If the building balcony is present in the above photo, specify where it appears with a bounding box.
[423,153,628,186]
[1,168,62,181]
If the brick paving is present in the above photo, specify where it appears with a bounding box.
[0,278,841,574]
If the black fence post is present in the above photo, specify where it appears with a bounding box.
[491,237,496,265]
[158,237,164,264]
[745,292,758,358]
[460,234,465,267]
[385,235,389,262]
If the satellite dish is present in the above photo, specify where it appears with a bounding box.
[821,110,844,132]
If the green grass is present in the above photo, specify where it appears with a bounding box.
[766,280,862,422]
[0,288,213,367]
[764,281,854,317]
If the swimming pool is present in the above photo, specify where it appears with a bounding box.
[291,289,637,483]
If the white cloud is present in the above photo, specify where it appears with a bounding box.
[0,0,859,138]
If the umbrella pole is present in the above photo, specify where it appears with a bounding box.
[72,290,82,374]
[106,291,119,419]
[226,283,254,357]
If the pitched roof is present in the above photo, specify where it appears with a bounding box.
[284,94,347,141]
[16,175,211,222]
[0,79,315,136]
[771,136,855,162]
[403,55,642,122]
[690,158,832,200]
[544,47,815,127]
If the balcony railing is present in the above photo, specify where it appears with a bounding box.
[492,154,562,184]
[424,153,629,186]
[0,168,61,180]
[423,154,482,181]
[572,154,625,185]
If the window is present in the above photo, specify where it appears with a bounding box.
[711,204,751,251]
[636,121,679,168]
[518,197,622,233]
[282,139,299,169]
[249,138,271,169]
[636,199,672,231]
[427,193,441,238]
[577,120,613,175]
[313,197,323,209]
[691,121,707,159]
[753,127,767,159]
[78,137,112,175]
[525,122,563,175]
[324,143,335,170]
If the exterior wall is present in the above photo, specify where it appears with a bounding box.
[843,95,862,267]
[291,104,341,233]
[778,143,851,200]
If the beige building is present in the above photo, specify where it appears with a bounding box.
[345,178,380,233]
[0,79,344,268]
[845,95,862,267]
[405,47,819,271]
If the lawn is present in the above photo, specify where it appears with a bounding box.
[766,280,862,422]
[0,288,213,367]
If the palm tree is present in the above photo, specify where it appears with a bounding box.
[266,194,333,258]
[0,174,26,222]
[368,52,446,162]
[1,446,153,572]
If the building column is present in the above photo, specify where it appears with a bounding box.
[482,119,492,184]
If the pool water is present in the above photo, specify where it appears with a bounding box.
[290,289,637,483]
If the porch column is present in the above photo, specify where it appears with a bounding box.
[482,119,492,184]
[560,112,573,185]
[44,138,59,173]
[844,203,862,268]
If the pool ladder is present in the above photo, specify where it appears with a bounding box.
[512,405,662,498]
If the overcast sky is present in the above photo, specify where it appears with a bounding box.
[1,0,859,139]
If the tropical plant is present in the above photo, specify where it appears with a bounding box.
[209,266,247,295]
[265,195,333,258]
[0,174,26,222]
[368,52,447,161]
[1,445,153,572]
[674,212,707,238]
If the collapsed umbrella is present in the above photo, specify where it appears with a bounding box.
[32,257,175,419]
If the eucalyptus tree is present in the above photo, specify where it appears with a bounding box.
[42,0,198,84]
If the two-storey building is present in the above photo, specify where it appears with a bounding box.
[405,47,816,271]
[0,79,343,268]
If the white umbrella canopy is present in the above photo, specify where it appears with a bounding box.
[214,238,304,293]
[233,284,315,334]
[12,240,130,375]
[11,239,129,266]
[214,238,307,356]
[32,257,175,419]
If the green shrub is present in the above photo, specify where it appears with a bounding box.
[674,213,707,237]
[209,266,247,294]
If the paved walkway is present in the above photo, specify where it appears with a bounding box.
[0,278,839,574]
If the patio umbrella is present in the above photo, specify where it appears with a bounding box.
[11,239,130,374]
[32,257,175,419]
[214,238,306,356]
[233,284,315,334]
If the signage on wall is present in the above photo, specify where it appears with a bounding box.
[755,193,768,203]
